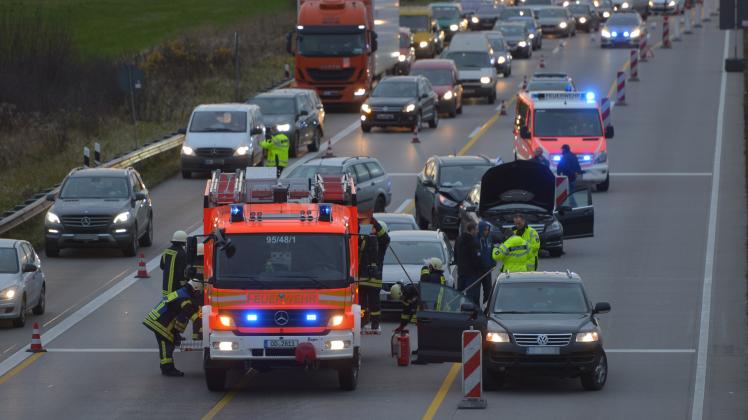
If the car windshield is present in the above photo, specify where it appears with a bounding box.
[500,8,532,18]
[607,14,639,25]
[523,0,552,4]
[190,111,247,133]
[372,81,418,98]
[527,80,573,91]
[0,248,18,274]
[508,17,534,28]
[536,8,567,17]
[250,97,296,115]
[215,234,348,289]
[446,51,491,69]
[400,15,431,32]
[570,5,591,13]
[488,38,508,51]
[287,165,343,181]
[533,109,602,137]
[384,240,444,265]
[495,25,524,36]
[432,6,460,19]
[411,68,453,85]
[60,177,129,199]
[297,32,366,56]
[439,164,491,187]
[387,222,417,231]
[399,34,411,48]
[494,282,589,313]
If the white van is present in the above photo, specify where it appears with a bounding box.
[180,104,265,179]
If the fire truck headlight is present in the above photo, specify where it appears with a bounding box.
[215,341,238,351]
[219,315,234,327]
[325,340,350,350]
[329,314,344,327]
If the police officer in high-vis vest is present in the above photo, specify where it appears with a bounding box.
[492,232,532,273]
[260,127,290,178]
[143,279,202,376]
[161,230,188,297]
[513,213,540,270]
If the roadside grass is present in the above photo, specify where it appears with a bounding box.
[2,0,293,57]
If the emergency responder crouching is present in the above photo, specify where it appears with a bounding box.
[389,282,419,331]
[143,279,203,376]
[161,230,188,297]
[189,243,205,341]
[513,213,540,271]
[260,127,289,178]
[492,230,532,273]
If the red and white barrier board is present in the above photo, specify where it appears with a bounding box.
[458,330,487,409]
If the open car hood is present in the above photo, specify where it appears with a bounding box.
[478,160,555,215]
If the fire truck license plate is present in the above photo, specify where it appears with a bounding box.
[265,339,298,348]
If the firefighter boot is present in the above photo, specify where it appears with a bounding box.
[161,366,185,377]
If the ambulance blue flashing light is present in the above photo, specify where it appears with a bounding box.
[319,204,332,222]
[585,92,595,102]
[246,313,259,322]
[230,204,244,223]
[305,313,318,322]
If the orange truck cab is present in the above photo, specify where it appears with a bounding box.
[197,168,362,391]
[513,91,614,191]
[289,0,400,104]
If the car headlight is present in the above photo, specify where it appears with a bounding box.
[518,40,527,47]
[450,24,459,31]
[234,145,250,156]
[471,16,479,23]
[419,41,429,48]
[0,287,17,300]
[443,90,453,100]
[579,16,587,23]
[594,0,600,6]
[46,211,60,225]
[622,1,630,8]
[559,21,568,28]
[563,0,570,6]
[648,0,654,6]
[276,123,291,132]
[486,331,510,343]
[181,145,194,156]
[438,194,459,207]
[361,103,372,114]
[603,11,610,17]
[480,76,492,85]
[404,103,416,113]
[576,331,599,343]
[113,211,130,224]
[601,28,611,37]
[497,55,506,64]
[398,54,407,62]
[629,28,641,38]
[528,33,535,39]
[547,219,563,233]
[668,0,675,5]
[354,88,367,96]
[594,151,607,163]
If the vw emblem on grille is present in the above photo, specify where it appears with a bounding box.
[274,311,289,326]
[81,216,91,227]
[536,334,549,346]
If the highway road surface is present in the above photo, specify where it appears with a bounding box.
[0,16,745,420]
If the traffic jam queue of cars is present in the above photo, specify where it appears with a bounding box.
[11,0,634,394]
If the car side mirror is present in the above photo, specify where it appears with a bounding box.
[593,302,611,314]
[133,192,147,201]
[604,126,614,139]
[520,126,531,139]
[22,263,37,273]
[46,193,56,202]
[250,127,264,136]
[460,302,479,318]
[177,128,187,135]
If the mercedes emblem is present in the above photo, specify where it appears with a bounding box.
[81,216,91,227]
[274,311,289,326]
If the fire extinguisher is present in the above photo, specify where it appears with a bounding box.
[391,329,410,367]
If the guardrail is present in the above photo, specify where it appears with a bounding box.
[0,133,185,236]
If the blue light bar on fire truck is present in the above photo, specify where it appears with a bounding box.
[318,204,332,222]
[230,204,244,222]
[530,91,596,103]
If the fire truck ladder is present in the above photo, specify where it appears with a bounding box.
[207,169,245,206]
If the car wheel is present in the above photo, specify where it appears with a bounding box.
[374,195,386,213]
[338,348,360,391]
[428,109,439,128]
[307,128,321,152]
[139,216,154,247]
[361,123,372,133]
[597,174,610,192]
[205,367,228,392]
[448,103,457,118]
[289,133,299,158]
[123,225,138,257]
[12,295,26,328]
[457,100,463,114]
[45,241,59,258]
[483,367,505,391]
[33,284,45,315]
[181,170,191,179]
[581,352,608,391]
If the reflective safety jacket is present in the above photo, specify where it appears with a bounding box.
[358,235,380,288]
[143,286,201,343]
[492,235,531,273]
[420,267,446,310]
[260,134,289,168]
[398,283,420,327]
[514,226,540,271]
[161,243,187,297]
[373,221,390,279]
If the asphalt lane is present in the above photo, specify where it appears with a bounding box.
[0,16,744,420]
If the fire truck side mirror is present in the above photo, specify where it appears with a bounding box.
[186,236,198,265]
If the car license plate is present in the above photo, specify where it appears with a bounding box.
[376,113,395,120]
[76,234,98,241]
[204,159,224,165]
[526,346,560,355]
[322,90,337,97]
[464,88,475,94]
[264,339,298,348]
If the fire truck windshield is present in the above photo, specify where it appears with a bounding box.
[214,234,349,289]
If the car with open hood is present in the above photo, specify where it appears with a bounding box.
[493,21,533,58]
[413,271,611,391]
[410,59,464,117]
[600,11,646,48]
[457,160,595,256]
[415,155,494,232]
[360,75,439,132]
[535,6,576,37]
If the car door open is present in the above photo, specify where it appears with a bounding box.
[557,187,594,239]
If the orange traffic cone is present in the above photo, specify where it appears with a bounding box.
[27,322,46,353]
[499,100,507,115]
[539,54,546,68]
[323,139,335,158]
[136,253,149,278]
[411,123,420,143]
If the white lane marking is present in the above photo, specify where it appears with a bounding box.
[611,172,713,177]
[468,127,481,138]
[0,228,202,378]
[606,349,696,353]
[691,30,729,420]
[47,348,158,353]
[393,199,413,214]
[389,173,418,177]
[284,120,360,173]
[552,45,561,54]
